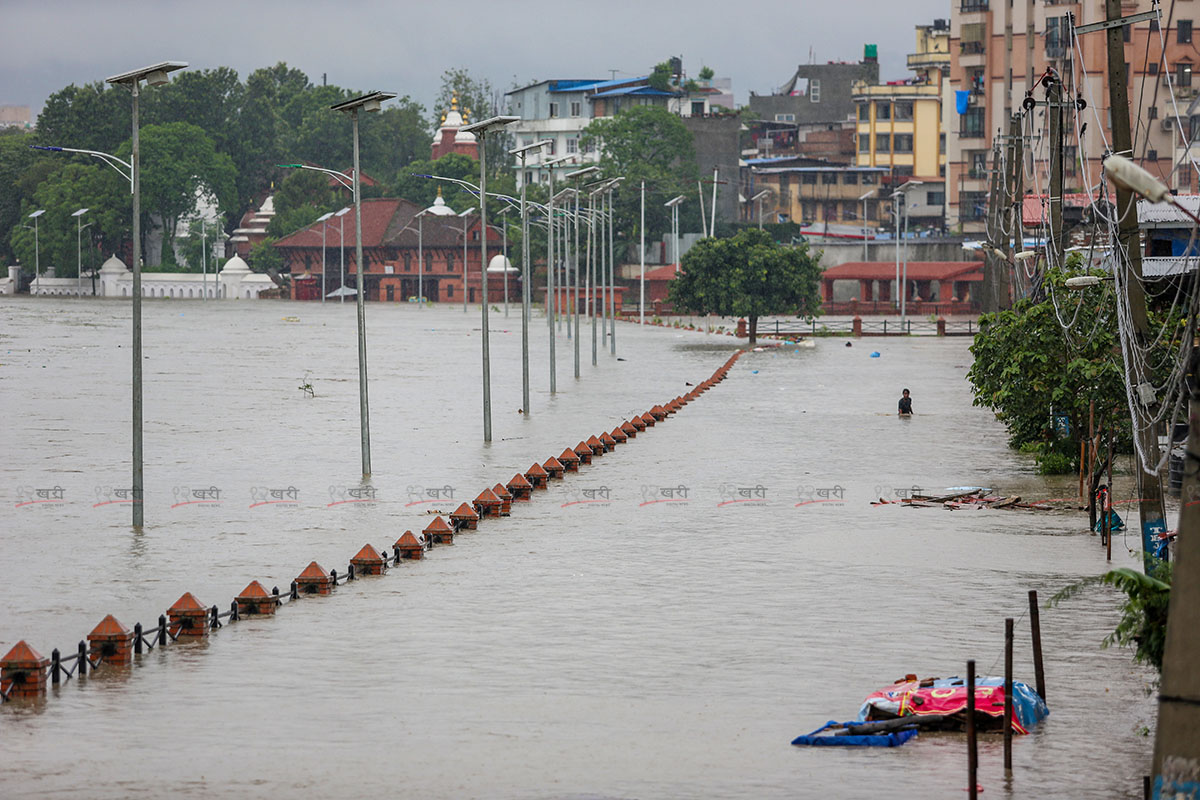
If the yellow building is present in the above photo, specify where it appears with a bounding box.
[852,20,950,222]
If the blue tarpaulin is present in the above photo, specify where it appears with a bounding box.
[956,90,972,114]
[791,721,919,747]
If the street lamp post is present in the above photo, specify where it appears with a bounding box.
[565,166,599,378]
[314,211,334,303]
[751,188,771,231]
[541,155,573,338]
[26,209,45,294]
[894,180,923,326]
[665,195,686,273]
[605,177,624,354]
[640,180,646,326]
[510,139,551,415]
[588,184,602,367]
[106,60,187,529]
[458,207,474,312]
[459,115,519,442]
[413,207,432,305]
[331,91,395,477]
[199,219,207,300]
[858,189,874,261]
[71,208,91,298]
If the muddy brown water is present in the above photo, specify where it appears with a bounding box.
[0,298,1155,798]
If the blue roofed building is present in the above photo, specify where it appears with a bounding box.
[505,78,606,189]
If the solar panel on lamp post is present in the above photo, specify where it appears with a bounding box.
[105,60,187,529]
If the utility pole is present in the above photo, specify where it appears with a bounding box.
[1010,115,1024,301]
[984,142,1003,313]
[1103,0,1167,572]
[1048,67,1065,272]
[1001,114,1021,308]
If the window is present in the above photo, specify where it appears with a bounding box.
[867,201,878,221]
[402,253,412,272]
[1181,20,1194,45]
[1150,62,1160,76]
[524,170,533,184]
[927,191,945,206]
[822,202,837,221]
[810,79,821,102]
[876,133,891,152]
[844,172,859,185]
[861,172,878,185]
[570,100,581,117]
[940,132,946,155]
[446,252,455,273]
[858,134,870,153]
[894,101,913,121]
[546,139,556,155]
[1149,106,1159,120]
[876,102,891,121]
[447,284,454,298]
[691,100,705,116]
[582,138,595,153]
[894,134,913,153]
[857,104,867,121]
[802,201,816,221]
[549,102,559,118]
[566,138,578,154]
[801,172,818,184]
[961,191,988,220]
[1150,18,1160,33]
[822,171,838,184]
[1179,63,1194,88]
[776,112,796,122]
[969,151,989,178]
[960,107,985,138]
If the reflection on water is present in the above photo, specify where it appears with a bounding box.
[0,298,1155,798]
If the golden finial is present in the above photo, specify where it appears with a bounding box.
[441,112,446,124]
[464,107,471,123]
[436,186,443,198]
[451,93,458,110]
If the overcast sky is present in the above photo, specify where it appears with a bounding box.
[3,0,949,120]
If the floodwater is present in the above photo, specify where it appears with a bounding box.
[0,297,1156,799]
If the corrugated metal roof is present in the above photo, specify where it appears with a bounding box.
[1138,195,1200,225]
[753,166,889,174]
[590,85,674,99]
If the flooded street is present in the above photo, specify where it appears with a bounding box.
[1,297,1156,798]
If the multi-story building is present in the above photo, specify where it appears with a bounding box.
[749,48,880,127]
[852,20,951,228]
[749,163,889,232]
[505,79,605,188]
[947,0,1196,232]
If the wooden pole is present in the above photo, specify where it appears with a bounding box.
[1088,401,1097,530]
[1107,426,1115,561]
[1004,617,1014,774]
[967,659,978,799]
[1028,589,1046,702]
[1079,439,1086,501]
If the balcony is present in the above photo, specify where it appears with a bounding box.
[907,51,950,70]
[960,0,988,11]
[960,41,986,55]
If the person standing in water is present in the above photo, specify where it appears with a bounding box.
[898,389,913,415]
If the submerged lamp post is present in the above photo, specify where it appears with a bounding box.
[665,195,686,273]
[857,189,874,261]
[458,206,474,312]
[25,209,45,294]
[604,177,624,355]
[509,138,551,417]
[314,210,334,303]
[72,208,91,297]
[565,166,599,378]
[459,114,519,442]
[105,60,187,529]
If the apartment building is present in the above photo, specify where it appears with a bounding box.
[948,0,1196,232]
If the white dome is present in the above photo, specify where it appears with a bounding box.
[219,254,251,274]
[454,128,476,144]
[99,254,129,273]
[426,192,456,216]
[487,255,517,274]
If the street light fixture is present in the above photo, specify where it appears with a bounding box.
[665,195,686,273]
[748,190,768,231]
[71,208,91,298]
[314,211,334,303]
[105,59,187,529]
[603,177,624,355]
[891,180,923,324]
[857,189,875,260]
[459,115,519,442]
[565,166,599,378]
[457,206,475,314]
[25,209,45,294]
[542,154,575,340]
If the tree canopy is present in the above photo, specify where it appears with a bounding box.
[669,228,822,343]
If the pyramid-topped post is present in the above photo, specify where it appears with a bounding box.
[526,461,550,488]
[473,488,503,518]
[575,441,594,465]
[630,416,647,432]
[559,447,581,471]
[295,561,334,595]
[395,529,427,559]
[167,592,209,636]
[621,420,638,438]
[350,544,387,576]
[599,432,616,451]
[1,641,50,699]
[611,426,628,443]
[492,483,513,516]
[542,457,565,480]
[586,435,605,455]
[87,614,135,665]
[450,502,480,530]
[423,515,455,544]
[236,580,276,616]
[507,472,533,501]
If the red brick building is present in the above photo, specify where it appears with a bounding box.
[273,196,506,303]
[430,94,479,161]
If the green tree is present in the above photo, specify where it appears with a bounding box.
[669,228,822,343]
[965,265,1185,471]
[0,129,42,263]
[1053,564,1171,672]
[648,62,674,92]
[247,235,283,276]
[582,105,701,245]
[394,152,481,211]
[360,97,429,180]
[273,168,336,217]
[35,82,130,155]
[435,68,510,177]
[8,161,127,277]
[119,122,237,265]
[698,66,715,81]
